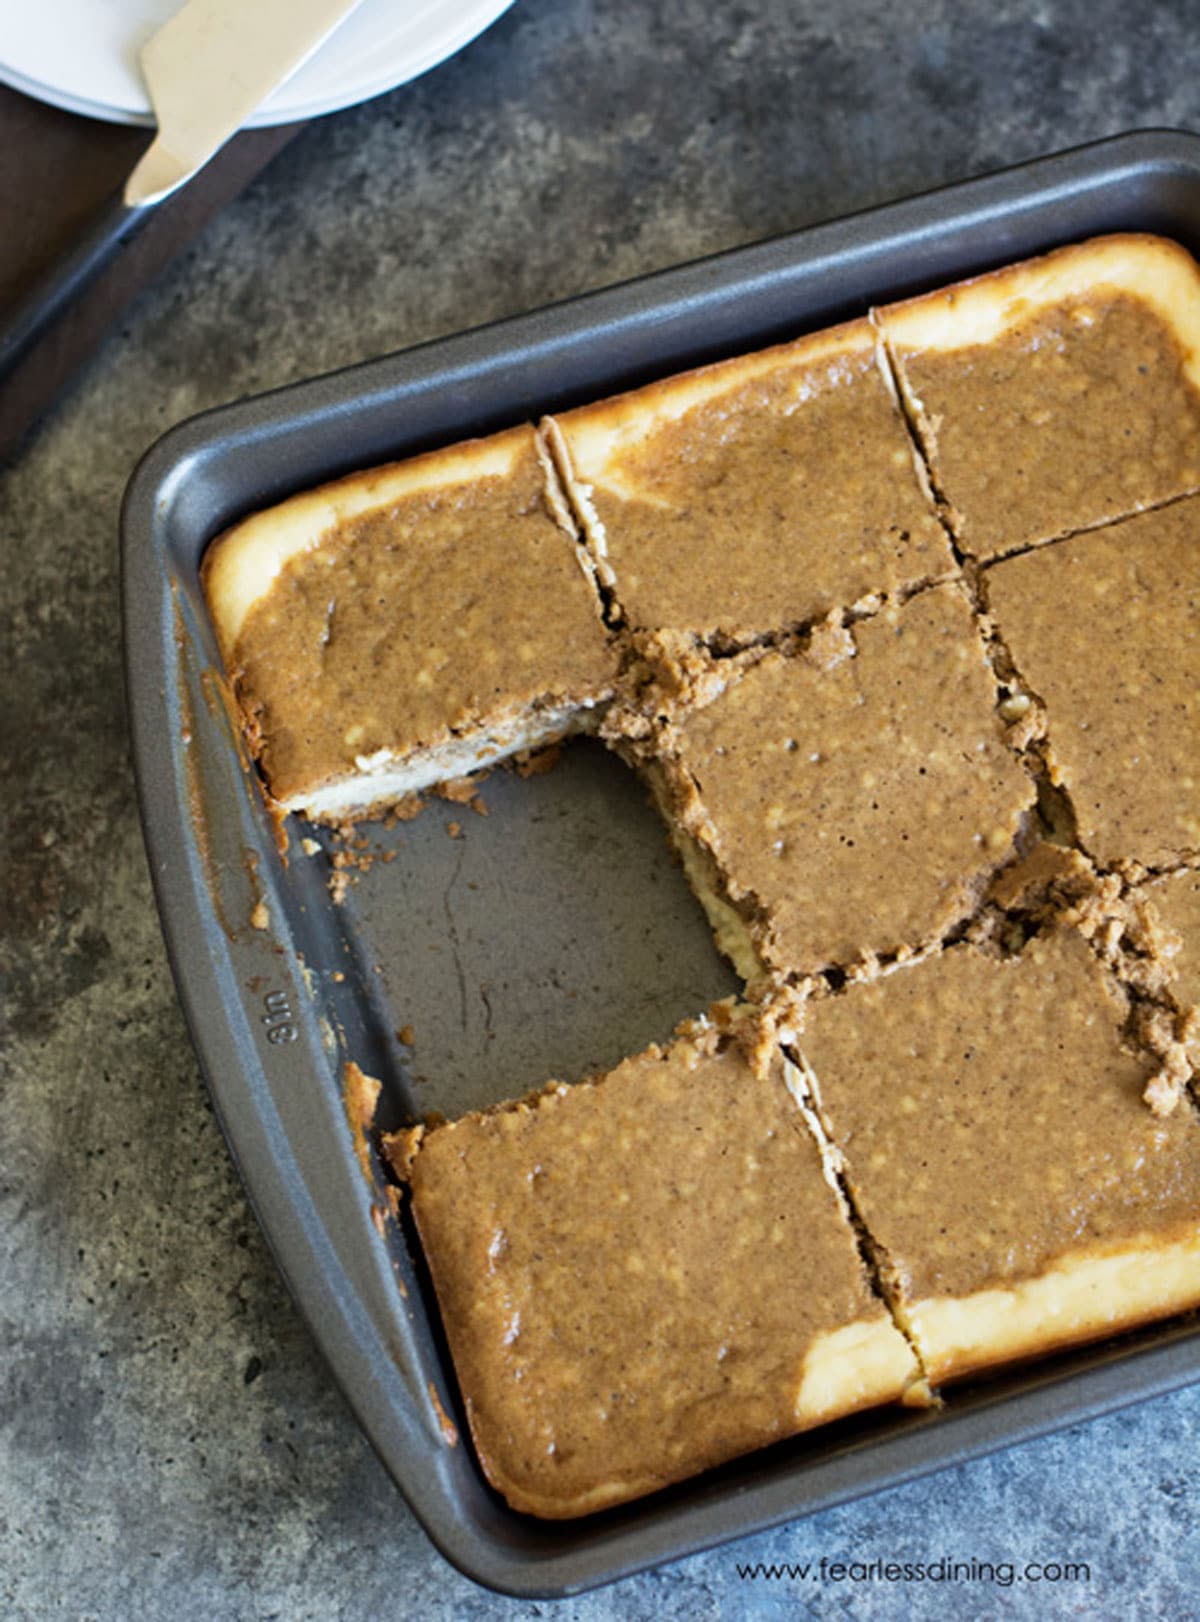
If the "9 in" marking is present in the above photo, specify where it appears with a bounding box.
[262,987,298,1045]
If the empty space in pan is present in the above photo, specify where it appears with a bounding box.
[305,737,739,1124]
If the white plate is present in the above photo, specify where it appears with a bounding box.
[0,0,516,127]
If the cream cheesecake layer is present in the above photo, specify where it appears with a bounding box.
[909,1229,1200,1384]
[879,233,1200,370]
[201,424,619,816]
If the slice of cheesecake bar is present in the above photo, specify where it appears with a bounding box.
[794,929,1200,1385]
[877,233,1200,561]
[398,1010,917,1518]
[985,495,1199,871]
[545,317,954,645]
[647,582,1035,981]
[202,424,620,820]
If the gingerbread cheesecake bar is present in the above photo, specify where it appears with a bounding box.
[202,425,620,820]
[201,228,1200,1520]
[646,582,1034,980]
[397,1011,918,1518]
[985,495,1199,871]
[877,234,1200,561]
[794,928,1200,1385]
[546,317,954,644]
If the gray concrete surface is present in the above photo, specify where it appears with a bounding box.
[3,1,1200,1616]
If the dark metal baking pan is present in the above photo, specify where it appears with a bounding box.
[122,128,1200,1597]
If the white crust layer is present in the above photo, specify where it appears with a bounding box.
[910,1227,1200,1384]
[286,702,600,821]
[877,233,1200,388]
[551,318,876,495]
[793,1317,920,1426]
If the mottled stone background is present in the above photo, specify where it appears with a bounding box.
[3,2,1199,1617]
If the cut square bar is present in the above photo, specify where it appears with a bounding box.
[546,318,954,644]
[878,234,1200,561]
[649,583,1035,979]
[795,929,1200,1385]
[202,424,620,820]
[985,497,1199,870]
[400,1012,917,1518]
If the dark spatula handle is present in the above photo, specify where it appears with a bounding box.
[0,187,151,385]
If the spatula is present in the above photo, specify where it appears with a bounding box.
[0,0,364,387]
